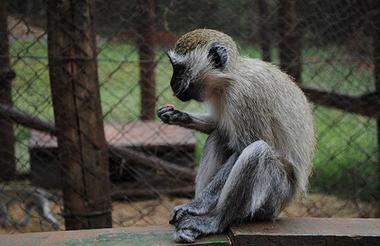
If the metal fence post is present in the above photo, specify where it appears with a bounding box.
[0,1,16,181]
[47,0,112,229]
[279,0,302,83]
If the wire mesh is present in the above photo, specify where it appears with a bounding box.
[0,0,379,233]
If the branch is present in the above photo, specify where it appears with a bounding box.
[301,88,380,119]
[0,104,56,134]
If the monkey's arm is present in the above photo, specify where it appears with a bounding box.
[157,105,216,134]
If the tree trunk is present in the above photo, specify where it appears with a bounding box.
[258,0,272,62]
[47,0,112,229]
[278,0,302,83]
[373,1,380,217]
[0,1,16,181]
[136,0,156,120]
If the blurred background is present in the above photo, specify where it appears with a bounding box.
[0,0,379,233]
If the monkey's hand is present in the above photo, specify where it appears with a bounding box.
[157,105,192,125]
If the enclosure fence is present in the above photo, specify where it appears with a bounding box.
[0,0,379,233]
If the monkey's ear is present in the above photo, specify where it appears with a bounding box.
[208,43,228,69]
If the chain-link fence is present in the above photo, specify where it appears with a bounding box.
[0,0,379,233]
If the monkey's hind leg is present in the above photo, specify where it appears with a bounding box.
[19,194,60,230]
[35,195,60,230]
[18,201,34,228]
[175,140,295,242]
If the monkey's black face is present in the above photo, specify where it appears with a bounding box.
[167,43,228,102]
[173,82,202,102]
[168,57,203,102]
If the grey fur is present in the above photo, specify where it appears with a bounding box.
[0,187,60,229]
[158,29,315,243]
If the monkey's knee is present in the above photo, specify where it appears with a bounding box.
[241,140,272,157]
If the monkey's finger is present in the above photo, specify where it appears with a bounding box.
[159,112,172,123]
[157,106,174,116]
[170,208,193,226]
[157,107,169,115]
[158,104,175,111]
[169,206,186,225]
[160,112,174,118]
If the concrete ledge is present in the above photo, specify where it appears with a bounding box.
[1,218,379,246]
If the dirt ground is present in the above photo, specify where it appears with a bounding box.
[0,193,377,235]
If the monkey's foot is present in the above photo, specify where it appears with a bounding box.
[174,214,219,242]
[174,228,201,243]
[157,105,191,124]
[169,202,209,225]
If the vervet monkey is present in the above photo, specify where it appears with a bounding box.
[158,29,314,242]
[0,186,60,229]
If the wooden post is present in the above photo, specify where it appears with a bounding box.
[373,1,380,216]
[278,0,302,82]
[257,0,272,62]
[47,0,112,229]
[136,0,156,120]
[0,1,16,181]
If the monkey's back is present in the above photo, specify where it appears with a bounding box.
[220,58,315,192]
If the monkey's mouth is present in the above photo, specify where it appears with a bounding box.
[174,89,193,102]
[174,84,205,102]
[171,82,190,101]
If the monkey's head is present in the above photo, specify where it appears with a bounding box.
[167,29,238,102]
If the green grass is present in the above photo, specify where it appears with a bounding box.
[9,40,378,201]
